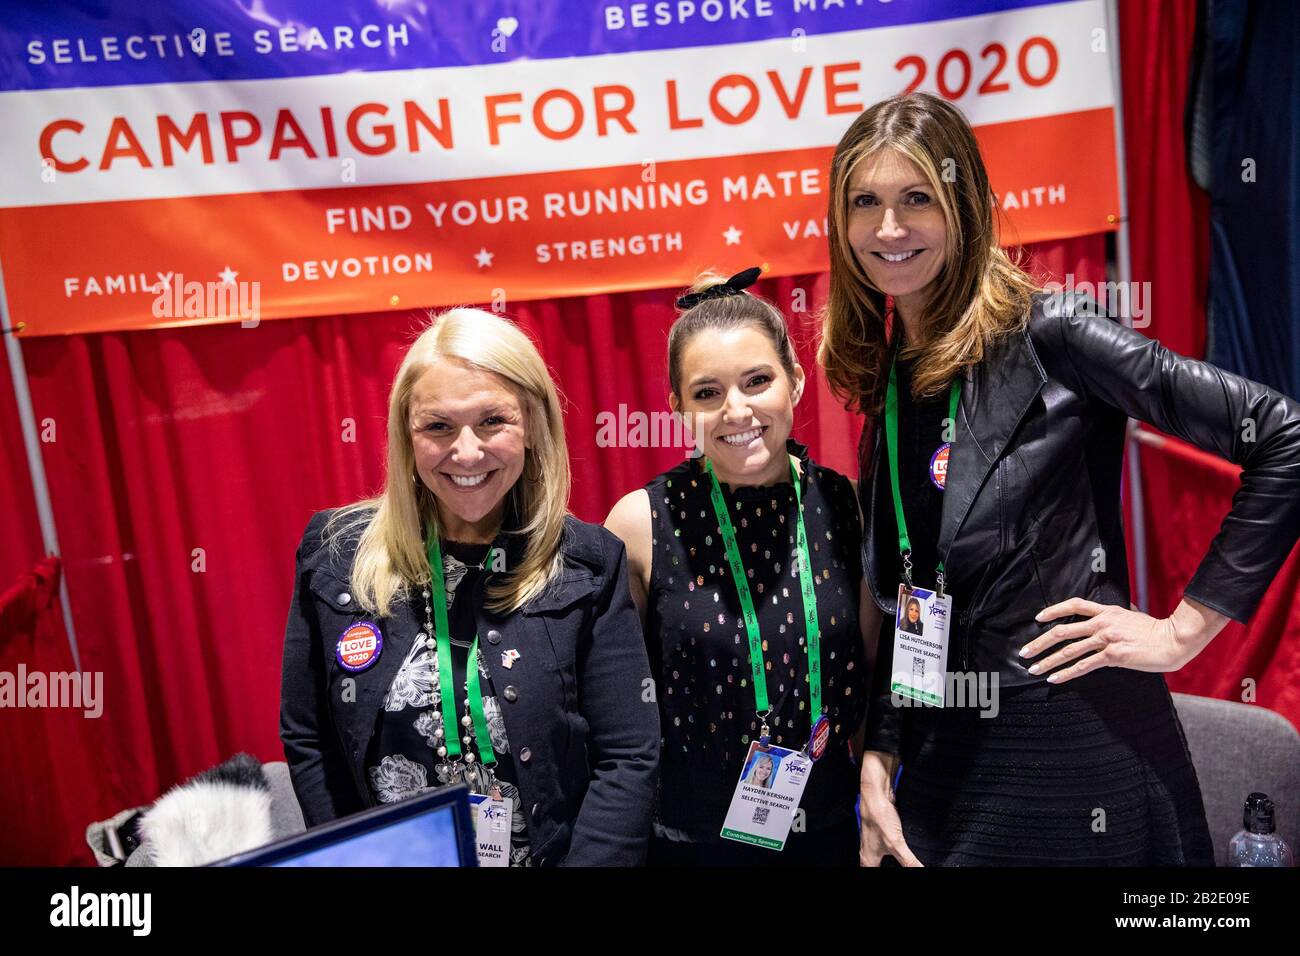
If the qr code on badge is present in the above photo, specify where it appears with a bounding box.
[751,806,770,826]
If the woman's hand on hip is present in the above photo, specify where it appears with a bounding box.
[858,750,923,867]
[1023,596,1231,684]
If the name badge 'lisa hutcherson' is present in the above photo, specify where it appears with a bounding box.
[891,584,951,706]
[884,356,957,707]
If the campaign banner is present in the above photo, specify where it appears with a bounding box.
[0,0,1120,336]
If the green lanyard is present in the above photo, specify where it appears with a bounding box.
[884,360,960,592]
[703,455,822,731]
[425,532,496,768]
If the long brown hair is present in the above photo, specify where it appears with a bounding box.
[818,92,1039,414]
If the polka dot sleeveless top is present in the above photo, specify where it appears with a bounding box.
[643,439,866,839]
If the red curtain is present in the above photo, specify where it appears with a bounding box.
[1136,430,1300,721]
[1119,0,1212,361]
[2,1,1295,866]
[0,242,1098,865]
[0,340,45,590]
[1112,0,1300,715]
[0,558,115,865]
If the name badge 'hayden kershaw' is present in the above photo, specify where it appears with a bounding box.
[336,621,383,672]
[720,741,814,851]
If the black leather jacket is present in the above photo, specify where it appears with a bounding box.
[860,292,1300,750]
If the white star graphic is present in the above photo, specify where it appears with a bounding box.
[723,225,742,246]
[217,266,238,286]
[474,248,494,268]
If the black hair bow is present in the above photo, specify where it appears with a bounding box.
[674,266,762,310]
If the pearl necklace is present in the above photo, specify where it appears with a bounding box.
[421,554,497,795]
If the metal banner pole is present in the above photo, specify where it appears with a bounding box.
[0,259,82,671]
[1105,0,1149,614]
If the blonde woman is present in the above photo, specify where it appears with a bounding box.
[743,753,775,790]
[821,92,1300,866]
[280,308,659,866]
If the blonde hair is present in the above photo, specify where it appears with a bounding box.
[327,308,571,616]
[745,752,775,786]
[818,92,1040,415]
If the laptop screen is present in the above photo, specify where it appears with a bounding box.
[213,784,477,867]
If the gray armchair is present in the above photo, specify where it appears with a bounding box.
[1173,692,1300,865]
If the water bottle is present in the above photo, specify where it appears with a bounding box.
[1227,792,1294,866]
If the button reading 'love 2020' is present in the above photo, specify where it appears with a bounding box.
[336,621,383,672]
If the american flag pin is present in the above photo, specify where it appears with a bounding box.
[502,648,521,669]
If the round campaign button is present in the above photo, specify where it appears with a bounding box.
[929,442,951,491]
[336,621,383,672]
[808,714,831,761]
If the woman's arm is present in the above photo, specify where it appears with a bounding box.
[603,489,652,624]
[847,471,904,755]
[1057,293,1300,619]
[1028,294,1300,680]
[563,533,661,866]
[849,477,883,757]
[858,748,923,867]
[279,516,365,827]
[850,579,883,758]
[850,480,880,665]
